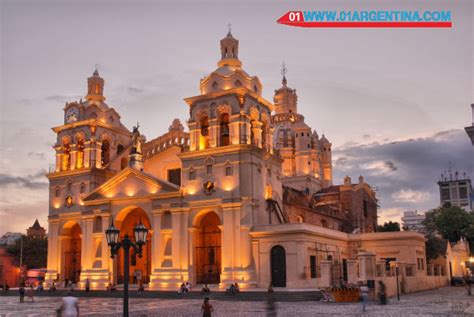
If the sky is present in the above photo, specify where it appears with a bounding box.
[0,0,473,234]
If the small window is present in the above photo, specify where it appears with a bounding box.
[310,256,317,278]
[55,187,60,198]
[225,166,232,176]
[254,85,258,93]
[189,170,196,180]
[207,164,213,174]
[67,182,72,193]
[234,80,242,87]
[80,183,86,194]
[167,168,181,186]
[301,133,304,137]
[212,82,218,90]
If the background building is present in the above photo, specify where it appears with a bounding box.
[27,219,47,239]
[438,171,473,211]
[0,232,22,246]
[402,210,426,233]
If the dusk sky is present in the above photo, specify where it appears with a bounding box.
[1,0,473,234]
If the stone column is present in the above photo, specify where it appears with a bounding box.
[346,259,359,284]
[151,213,162,272]
[171,212,182,269]
[357,252,376,281]
[45,221,60,286]
[320,260,332,287]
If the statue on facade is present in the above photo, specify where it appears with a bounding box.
[131,123,142,154]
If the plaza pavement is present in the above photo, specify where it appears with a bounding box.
[0,286,472,316]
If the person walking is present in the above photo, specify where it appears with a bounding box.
[360,283,369,312]
[378,281,387,305]
[138,280,144,294]
[201,297,213,317]
[60,292,79,317]
[85,279,90,294]
[19,284,25,303]
[26,285,35,303]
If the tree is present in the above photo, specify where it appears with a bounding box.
[377,221,401,232]
[423,205,474,255]
[7,235,48,269]
[425,235,447,261]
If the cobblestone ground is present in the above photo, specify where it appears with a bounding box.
[0,287,472,317]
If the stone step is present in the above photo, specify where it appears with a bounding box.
[0,290,323,302]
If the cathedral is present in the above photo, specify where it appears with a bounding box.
[45,31,431,291]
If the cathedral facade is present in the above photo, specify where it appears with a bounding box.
[45,32,432,291]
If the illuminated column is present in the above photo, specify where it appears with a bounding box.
[229,120,240,145]
[101,215,111,271]
[80,217,94,270]
[84,141,91,168]
[187,227,197,284]
[55,147,61,172]
[70,144,77,171]
[95,142,102,169]
[209,120,218,148]
[151,212,162,271]
[171,212,181,268]
[45,221,60,285]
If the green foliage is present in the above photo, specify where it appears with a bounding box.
[377,221,401,232]
[423,205,474,255]
[6,235,48,269]
[425,235,446,261]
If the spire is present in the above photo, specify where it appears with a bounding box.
[281,62,288,86]
[218,27,242,68]
[86,67,105,102]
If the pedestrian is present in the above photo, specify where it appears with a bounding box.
[201,297,213,317]
[138,280,144,294]
[3,280,8,292]
[60,291,79,317]
[19,284,25,303]
[26,284,35,303]
[360,283,369,312]
[49,281,57,293]
[201,283,210,295]
[378,281,387,305]
[85,279,90,294]
[465,275,472,296]
[267,282,274,293]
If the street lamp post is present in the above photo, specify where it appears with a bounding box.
[105,221,148,317]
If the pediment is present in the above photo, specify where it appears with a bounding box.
[83,167,179,203]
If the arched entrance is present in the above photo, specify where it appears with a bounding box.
[115,208,152,284]
[195,212,221,284]
[61,221,81,283]
[270,245,286,287]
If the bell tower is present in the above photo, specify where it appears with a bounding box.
[274,63,298,115]
[218,27,242,68]
[86,69,105,102]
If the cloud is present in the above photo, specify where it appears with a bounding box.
[333,129,474,222]
[0,170,48,189]
[392,189,431,203]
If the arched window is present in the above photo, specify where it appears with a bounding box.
[219,113,230,146]
[234,80,242,87]
[200,116,210,150]
[117,144,125,155]
[162,211,172,229]
[296,215,304,223]
[95,84,100,94]
[76,136,85,169]
[61,138,71,171]
[164,238,172,256]
[120,157,128,170]
[101,140,110,166]
[55,186,60,198]
[212,82,218,90]
[321,219,328,228]
[80,182,86,194]
[93,216,102,233]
